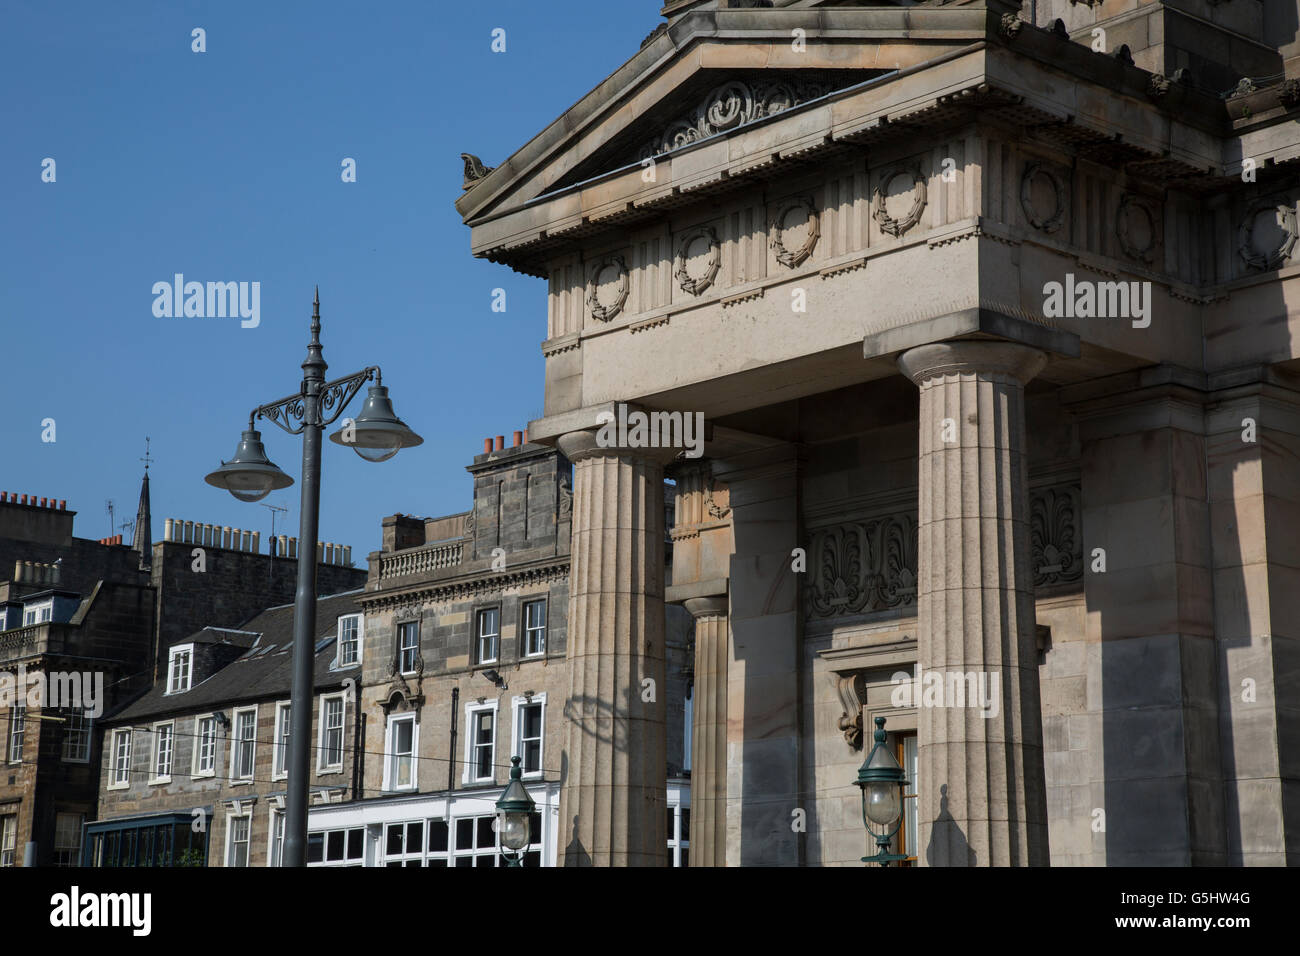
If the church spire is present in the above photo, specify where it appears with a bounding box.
[132,437,154,570]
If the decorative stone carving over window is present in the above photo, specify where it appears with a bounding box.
[1030,485,1084,589]
[1238,199,1298,271]
[586,255,630,321]
[806,514,918,618]
[674,227,722,295]
[638,77,837,160]
[1020,163,1066,234]
[872,167,927,238]
[834,672,866,750]
[770,198,820,267]
[1116,193,1161,264]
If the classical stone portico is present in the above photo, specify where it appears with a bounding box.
[459,0,1300,865]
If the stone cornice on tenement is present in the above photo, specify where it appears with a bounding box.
[357,557,570,612]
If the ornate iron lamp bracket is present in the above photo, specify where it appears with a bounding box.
[252,366,380,435]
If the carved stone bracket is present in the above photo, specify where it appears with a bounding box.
[834,671,867,750]
[872,167,927,238]
[770,198,820,268]
[674,226,722,295]
[586,255,630,322]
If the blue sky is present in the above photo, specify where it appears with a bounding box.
[1,1,652,558]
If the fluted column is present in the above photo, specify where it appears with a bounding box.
[556,430,670,866]
[898,341,1050,867]
[684,595,728,867]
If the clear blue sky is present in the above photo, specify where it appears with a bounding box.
[1,1,654,559]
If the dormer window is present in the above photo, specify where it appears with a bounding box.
[167,645,193,694]
[22,600,52,626]
[336,614,363,667]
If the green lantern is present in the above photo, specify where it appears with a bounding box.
[856,716,909,866]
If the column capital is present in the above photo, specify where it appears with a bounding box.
[684,595,728,620]
[897,341,1047,387]
[557,428,681,466]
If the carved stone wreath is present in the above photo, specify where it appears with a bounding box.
[1116,194,1160,264]
[586,255,630,322]
[1237,199,1299,271]
[769,198,820,268]
[674,227,722,295]
[1020,163,1066,234]
[872,166,927,238]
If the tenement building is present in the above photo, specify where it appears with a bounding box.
[457,0,1300,865]
[307,433,693,866]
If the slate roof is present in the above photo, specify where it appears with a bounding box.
[108,589,365,723]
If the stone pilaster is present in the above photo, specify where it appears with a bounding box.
[684,595,728,867]
[898,341,1050,866]
[555,430,669,866]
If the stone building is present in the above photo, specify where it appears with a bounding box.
[306,433,694,866]
[456,0,1300,865]
[88,590,365,867]
[0,466,365,867]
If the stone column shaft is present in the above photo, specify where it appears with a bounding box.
[557,431,668,866]
[900,341,1050,866]
[685,596,728,866]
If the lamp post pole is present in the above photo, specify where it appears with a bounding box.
[206,288,423,867]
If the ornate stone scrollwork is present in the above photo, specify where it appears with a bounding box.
[558,472,573,518]
[1116,193,1161,264]
[1030,485,1084,588]
[638,77,838,160]
[872,167,927,238]
[1238,199,1299,271]
[769,198,820,268]
[806,513,918,618]
[834,672,867,750]
[674,226,722,295]
[1020,163,1066,234]
[461,153,494,189]
[586,255,630,322]
[999,13,1024,39]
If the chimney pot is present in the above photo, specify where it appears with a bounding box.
[59,500,66,510]
[494,435,504,451]
[512,431,522,447]
[483,438,493,454]
[20,495,27,505]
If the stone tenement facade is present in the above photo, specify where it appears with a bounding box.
[90,591,364,867]
[458,0,1300,865]
[307,434,693,866]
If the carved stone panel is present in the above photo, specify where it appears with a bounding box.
[1238,199,1298,272]
[806,513,918,618]
[769,198,820,268]
[1020,162,1066,234]
[1029,485,1084,589]
[872,166,927,238]
[1116,193,1161,264]
[674,226,722,295]
[587,254,630,322]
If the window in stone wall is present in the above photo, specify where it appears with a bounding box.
[397,621,420,675]
[8,703,25,763]
[61,707,91,763]
[227,814,251,867]
[0,814,16,866]
[522,599,546,657]
[269,809,285,867]
[464,704,496,784]
[319,694,345,772]
[152,722,174,783]
[307,826,364,866]
[514,697,544,777]
[109,728,131,788]
[231,707,257,782]
[272,702,291,779]
[194,716,217,776]
[897,733,918,867]
[337,614,362,667]
[666,803,690,868]
[54,812,83,867]
[475,607,500,664]
[385,714,417,791]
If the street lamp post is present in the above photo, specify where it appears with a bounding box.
[205,289,422,867]
[856,715,910,867]
[495,756,537,867]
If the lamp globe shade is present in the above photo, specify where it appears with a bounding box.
[204,429,293,502]
[329,385,422,463]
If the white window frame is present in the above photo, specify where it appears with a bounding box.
[336,613,363,667]
[108,728,132,790]
[230,705,258,784]
[167,644,193,694]
[23,599,52,626]
[226,812,252,867]
[272,701,291,780]
[54,812,83,867]
[61,707,91,763]
[317,693,346,774]
[7,704,25,764]
[397,621,419,675]
[193,716,217,777]
[0,814,15,867]
[475,607,500,665]
[462,700,499,785]
[268,807,285,868]
[383,714,418,792]
[512,693,546,779]
[667,801,690,868]
[522,599,546,657]
[151,720,174,784]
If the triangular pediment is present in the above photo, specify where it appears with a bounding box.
[455,2,1004,226]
